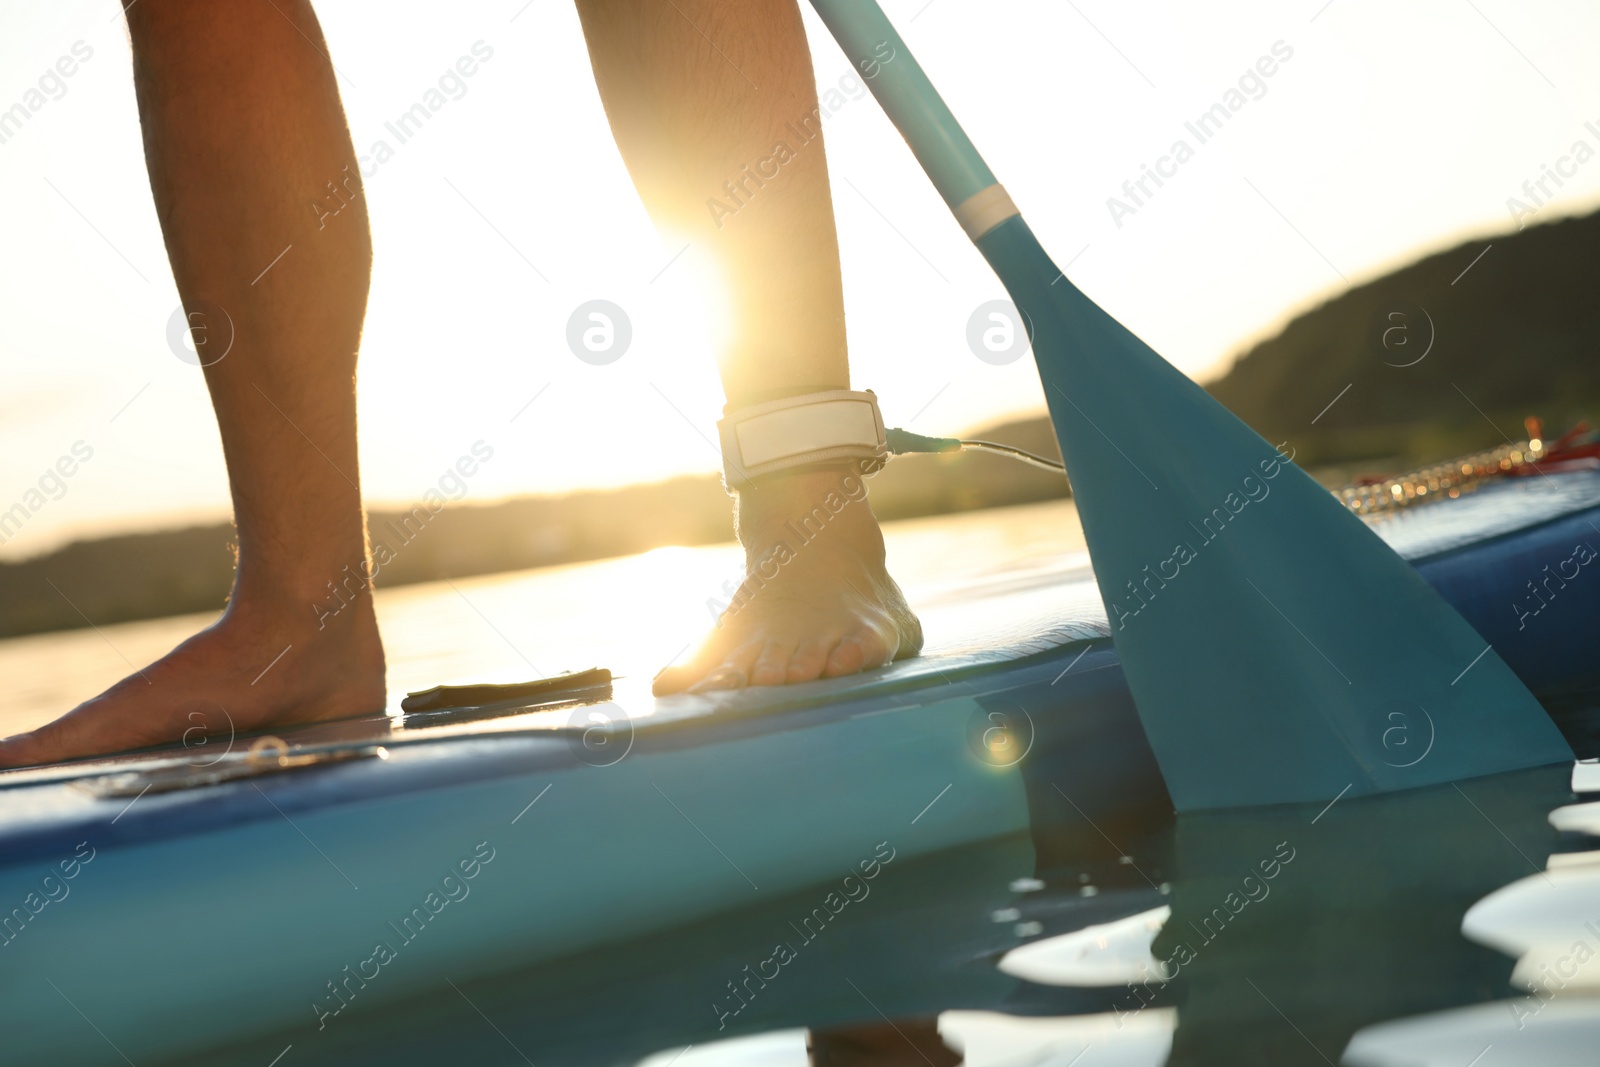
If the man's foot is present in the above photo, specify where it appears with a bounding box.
[654,467,922,695]
[0,592,386,768]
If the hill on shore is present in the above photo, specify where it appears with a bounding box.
[1207,207,1600,466]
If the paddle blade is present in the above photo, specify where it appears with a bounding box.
[976,216,1572,811]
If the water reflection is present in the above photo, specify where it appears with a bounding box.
[166,758,1597,1066]
[1151,765,1569,1064]
[1344,772,1600,1065]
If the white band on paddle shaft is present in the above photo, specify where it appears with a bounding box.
[718,389,887,489]
[953,183,1020,241]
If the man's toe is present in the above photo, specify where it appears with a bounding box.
[0,733,41,769]
[785,639,832,683]
[823,634,872,678]
[680,639,765,694]
[749,638,799,687]
[653,640,723,696]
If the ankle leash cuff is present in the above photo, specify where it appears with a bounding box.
[718,389,887,490]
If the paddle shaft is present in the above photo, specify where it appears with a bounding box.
[807,0,1002,215]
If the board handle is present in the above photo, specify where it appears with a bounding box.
[808,0,1017,237]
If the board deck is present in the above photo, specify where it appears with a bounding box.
[4,469,1597,794]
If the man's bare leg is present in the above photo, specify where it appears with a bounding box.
[0,0,384,766]
[575,0,922,694]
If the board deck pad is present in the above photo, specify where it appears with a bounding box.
[399,667,612,713]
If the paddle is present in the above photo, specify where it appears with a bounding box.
[808,0,1571,811]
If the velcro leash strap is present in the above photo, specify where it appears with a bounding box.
[718,389,887,490]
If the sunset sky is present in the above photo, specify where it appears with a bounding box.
[2,0,1598,557]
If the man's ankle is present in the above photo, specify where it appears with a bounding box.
[736,466,883,554]
[231,558,379,628]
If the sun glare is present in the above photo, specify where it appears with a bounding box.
[664,236,736,362]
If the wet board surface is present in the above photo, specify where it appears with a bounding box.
[1,469,1598,796]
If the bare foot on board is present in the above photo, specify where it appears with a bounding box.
[654,468,922,695]
[0,591,386,768]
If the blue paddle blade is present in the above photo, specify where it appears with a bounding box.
[976,215,1571,810]
[807,0,1572,810]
